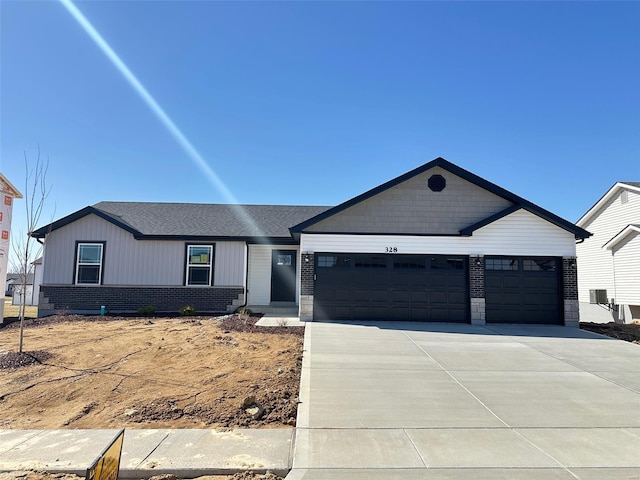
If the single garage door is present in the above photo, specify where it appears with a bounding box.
[485,256,562,324]
[314,253,469,322]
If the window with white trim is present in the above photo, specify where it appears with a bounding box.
[75,243,104,284]
[186,245,213,286]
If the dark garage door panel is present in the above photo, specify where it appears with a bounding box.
[485,257,562,325]
[313,254,469,322]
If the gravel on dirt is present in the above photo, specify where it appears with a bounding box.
[580,322,640,344]
[0,350,53,370]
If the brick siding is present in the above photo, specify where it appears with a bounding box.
[469,256,484,298]
[301,253,315,296]
[41,285,244,314]
[562,257,578,300]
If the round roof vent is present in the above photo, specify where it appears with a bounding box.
[428,174,446,192]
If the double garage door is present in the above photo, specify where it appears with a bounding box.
[313,253,562,324]
[314,254,468,322]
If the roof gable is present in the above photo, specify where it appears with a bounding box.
[577,182,640,228]
[291,157,590,239]
[0,173,23,198]
[297,165,515,235]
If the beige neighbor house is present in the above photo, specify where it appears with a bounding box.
[32,158,590,326]
[576,182,640,323]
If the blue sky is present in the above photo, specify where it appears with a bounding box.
[1,0,639,250]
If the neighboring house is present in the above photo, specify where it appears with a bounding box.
[5,274,19,296]
[12,258,44,307]
[6,273,34,297]
[32,257,43,308]
[32,158,590,325]
[576,182,640,323]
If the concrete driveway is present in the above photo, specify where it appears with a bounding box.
[287,322,640,479]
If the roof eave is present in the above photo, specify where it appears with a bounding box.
[460,205,591,240]
[30,206,143,239]
[132,234,298,244]
[603,225,640,251]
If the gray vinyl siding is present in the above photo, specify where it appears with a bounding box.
[576,188,640,303]
[306,166,514,234]
[42,214,244,286]
[213,241,246,286]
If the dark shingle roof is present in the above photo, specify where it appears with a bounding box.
[32,202,331,239]
[622,182,640,188]
[94,202,332,238]
[6,273,34,284]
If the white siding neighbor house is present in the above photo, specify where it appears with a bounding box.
[576,182,640,323]
[32,158,590,325]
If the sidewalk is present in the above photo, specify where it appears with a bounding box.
[0,429,294,478]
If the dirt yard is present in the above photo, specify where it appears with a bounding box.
[580,322,640,344]
[0,314,303,429]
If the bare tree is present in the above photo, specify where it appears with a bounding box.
[10,145,50,353]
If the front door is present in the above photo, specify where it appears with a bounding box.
[271,250,297,302]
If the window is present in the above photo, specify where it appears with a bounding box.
[523,258,557,272]
[317,255,351,268]
[430,256,464,270]
[76,243,104,284]
[187,245,213,285]
[318,255,336,268]
[354,256,387,269]
[485,258,518,271]
[277,254,292,266]
[186,245,213,286]
[393,256,427,270]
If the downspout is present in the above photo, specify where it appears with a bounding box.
[239,242,249,309]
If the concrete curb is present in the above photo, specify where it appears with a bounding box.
[0,428,294,479]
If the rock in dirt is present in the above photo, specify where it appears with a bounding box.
[241,396,256,409]
[149,475,178,480]
[245,404,264,420]
[227,472,283,480]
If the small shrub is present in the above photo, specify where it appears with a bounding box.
[137,306,156,316]
[235,306,253,315]
[179,305,196,316]
[276,318,290,327]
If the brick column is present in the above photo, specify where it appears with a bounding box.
[299,252,315,321]
[562,257,579,327]
[469,255,486,325]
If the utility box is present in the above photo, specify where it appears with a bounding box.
[589,289,608,304]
